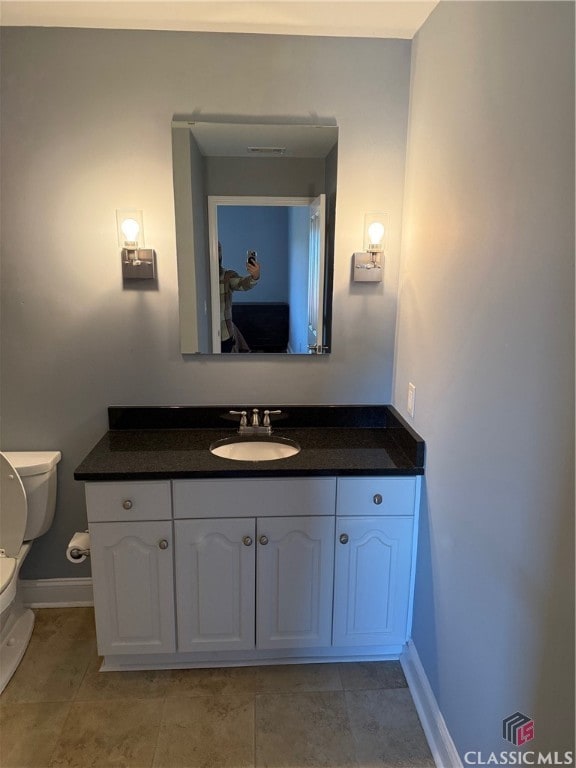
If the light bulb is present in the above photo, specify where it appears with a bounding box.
[368,221,384,246]
[121,218,140,245]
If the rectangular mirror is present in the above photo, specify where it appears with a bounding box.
[172,118,338,355]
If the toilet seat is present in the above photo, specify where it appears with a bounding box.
[0,557,17,613]
[0,453,27,558]
[0,558,16,586]
[0,450,59,696]
[0,541,31,614]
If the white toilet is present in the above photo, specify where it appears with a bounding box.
[0,450,61,694]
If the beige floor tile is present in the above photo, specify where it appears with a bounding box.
[76,666,171,701]
[255,663,342,693]
[84,650,105,673]
[0,608,435,768]
[255,690,356,767]
[31,607,96,643]
[0,701,70,768]
[48,698,162,768]
[346,688,435,768]
[166,665,259,697]
[339,661,407,691]
[154,694,255,768]
[0,630,96,704]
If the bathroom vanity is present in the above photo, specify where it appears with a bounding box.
[74,406,424,671]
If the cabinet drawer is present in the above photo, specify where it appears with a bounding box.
[85,481,172,522]
[173,478,336,519]
[336,477,417,517]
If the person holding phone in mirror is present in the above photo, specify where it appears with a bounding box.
[219,242,261,352]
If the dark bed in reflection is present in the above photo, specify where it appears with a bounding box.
[233,302,289,353]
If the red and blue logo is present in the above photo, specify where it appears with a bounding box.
[503,712,535,746]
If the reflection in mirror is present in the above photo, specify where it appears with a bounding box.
[210,196,325,354]
[172,119,338,355]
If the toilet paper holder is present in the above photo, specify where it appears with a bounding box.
[69,546,90,560]
[67,531,91,563]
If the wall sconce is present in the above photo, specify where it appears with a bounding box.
[353,212,386,282]
[116,209,156,279]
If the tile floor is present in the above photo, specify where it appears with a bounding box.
[0,608,435,768]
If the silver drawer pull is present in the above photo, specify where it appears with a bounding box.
[158,539,169,550]
[373,494,383,505]
[242,536,253,547]
[122,499,133,510]
[339,533,349,545]
[259,535,269,546]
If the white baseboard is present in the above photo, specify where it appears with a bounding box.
[19,578,94,608]
[401,639,463,768]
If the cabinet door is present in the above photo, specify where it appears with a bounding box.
[257,516,335,649]
[175,518,256,652]
[89,521,176,655]
[333,517,413,647]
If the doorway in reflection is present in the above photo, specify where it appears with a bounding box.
[210,197,325,354]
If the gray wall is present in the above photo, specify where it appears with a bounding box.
[172,125,212,353]
[0,27,411,578]
[206,156,327,196]
[393,2,574,759]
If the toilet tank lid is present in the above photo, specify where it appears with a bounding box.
[1,451,61,477]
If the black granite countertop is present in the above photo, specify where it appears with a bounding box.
[74,405,425,481]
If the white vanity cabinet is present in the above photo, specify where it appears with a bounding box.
[83,474,419,669]
[333,477,418,648]
[172,478,336,653]
[85,481,176,656]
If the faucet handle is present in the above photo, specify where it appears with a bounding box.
[251,408,260,427]
[263,409,281,427]
[229,410,248,426]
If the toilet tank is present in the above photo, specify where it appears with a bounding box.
[2,451,61,540]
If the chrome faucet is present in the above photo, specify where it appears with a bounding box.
[229,408,281,436]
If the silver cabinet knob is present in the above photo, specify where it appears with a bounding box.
[242,536,253,547]
[339,533,349,544]
[373,494,383,505]
[158,539,169,550]
[259,535,269,546]
[122,500,133,510]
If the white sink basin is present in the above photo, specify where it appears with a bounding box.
[210,437,300,462]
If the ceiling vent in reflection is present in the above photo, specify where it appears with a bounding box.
[246,146,287,155]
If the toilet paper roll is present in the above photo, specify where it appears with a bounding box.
[66,531,90,563]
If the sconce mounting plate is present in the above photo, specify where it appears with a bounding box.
[353,252,382,282]
[122,249,156,279]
